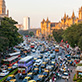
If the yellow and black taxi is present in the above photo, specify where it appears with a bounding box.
[27,72,33,79]
[5,75,15,82]
[33,68,39,74]
[41,62,47,68]
[22,76,31,82]
[28,80,36,82]
[43,69,49,77]
[37,75,45,82]
[9,79,17,82]
[8,67,12,72]
[34,58,37,63]
[51,61,55,66]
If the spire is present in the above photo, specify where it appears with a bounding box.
[64,13,66,19]
[72,11,75,18]
[46,17,50,22]
[41,18,45,23]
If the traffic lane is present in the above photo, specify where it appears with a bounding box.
[15,48,63,82]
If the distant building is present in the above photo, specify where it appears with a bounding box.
[23,17,30,30]
[40,6,82,38]
[15,24,23,30]
[0,0,9,17]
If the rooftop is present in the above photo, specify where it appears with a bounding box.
[19,56,33,62]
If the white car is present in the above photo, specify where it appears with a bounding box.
[12,63,18,69]
[0,70,9,76]
[32,49,35,53]
[33,59,42,66]
[62,72,69,79]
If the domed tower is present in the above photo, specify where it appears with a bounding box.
[0,0,6,14]
[79,6,82,20]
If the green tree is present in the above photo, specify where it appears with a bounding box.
[53,29,63,43]
[29,32,34,37]
[0,17,23,53]
[62,23,82,50]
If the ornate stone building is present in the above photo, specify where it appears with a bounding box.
[0,0,9,17]
[39,6,82,38]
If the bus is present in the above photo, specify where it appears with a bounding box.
[2,56,19,67]
[18,56,34,75]
[6,52,21,58]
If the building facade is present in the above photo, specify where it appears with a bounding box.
[23,17,30,30]
[0,0,9,17]
[40,6,82,38]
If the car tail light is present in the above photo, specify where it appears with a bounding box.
[23,70,25,74]
[18,70,21,73]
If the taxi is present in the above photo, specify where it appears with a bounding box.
[33,68,39,74]
[51,61,55,66]
[9,79,17,82]
[38,56,41,59]
[28,80,36,82]
[8,67,12,71]
[34,58,37,62]
[5,75,15,82]
[41,62,47,68]
[43,69,49,77]
[27,72,33,79]
[22,77,31,82]
[37,75,45,82]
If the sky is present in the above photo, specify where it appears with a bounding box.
[6,0,82,28]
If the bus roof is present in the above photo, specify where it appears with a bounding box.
[19,56,33,62]
[8,52,20,56]
[5,56,18,61]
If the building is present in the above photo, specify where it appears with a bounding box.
[23,17,30,30]
[15,24,23,30]
[40,6,82,38]
[0,0,9,17]
[36,28,41,37]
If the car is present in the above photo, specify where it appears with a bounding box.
[32,49,36,53]
[37,75,45,82]
[28,80,36,82]
[9,79,17,82]
[41,62,46,68]
[1,65,8,70]
[62,72,69,79]
[27,72,33,79]
[33,59,42,67]
[8,67,12,72]
[0,70,9,76]
[33,68,39,74]
[5,75,15,82]
[12,63,18,69]
[22,77,31,82]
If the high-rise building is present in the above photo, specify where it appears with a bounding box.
[0,0,9,17]
[23,17,30,30]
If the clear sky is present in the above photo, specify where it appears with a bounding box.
[6,0,82,28]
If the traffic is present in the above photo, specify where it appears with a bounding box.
[0,37,80,82]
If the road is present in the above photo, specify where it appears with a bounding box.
[0,39,76,82]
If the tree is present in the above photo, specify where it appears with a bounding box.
[29,32,34,37]
[62,23,82,50]
[53,29,63,43]
[0,17,23,53]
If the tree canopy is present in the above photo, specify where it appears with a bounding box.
[53,29,63,43]
[0,17,23,53]
[62,23,82,50]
